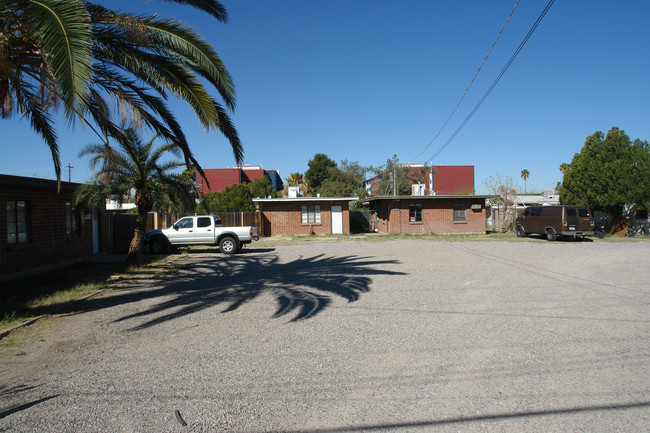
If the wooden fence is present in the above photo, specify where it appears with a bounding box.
[109,211,261,254]
[146,212,261,232]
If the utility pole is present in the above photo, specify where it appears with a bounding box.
[67,164,73,182]
[393,154,397,196]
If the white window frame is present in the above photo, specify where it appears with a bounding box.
[301,205,321,224]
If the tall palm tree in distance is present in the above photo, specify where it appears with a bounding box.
[1,0,242,181]
[520,169,530,194]
[559,163,570,174]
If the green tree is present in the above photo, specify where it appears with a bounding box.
[559,127,650,222]
[319,160,369,198]
[156,167,198,213]
[76,130,195,264]
[197,176,274,213]
[305,153,337,192]
[370,155,411,196]
[1,0,242,181]
[520,169,530,194]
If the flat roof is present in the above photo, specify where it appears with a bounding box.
[366,195,496,201]
[253,196,356,203]
[0,174,79,191]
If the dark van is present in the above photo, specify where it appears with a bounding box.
[515,205,595,241]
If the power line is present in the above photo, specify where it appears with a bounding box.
[424,0,556,165]
[409,0,521,164]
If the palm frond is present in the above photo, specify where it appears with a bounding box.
[27,0,93,121]
[140,15,236,110]
[212,98,243,165]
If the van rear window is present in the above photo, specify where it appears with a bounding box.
[566,208,577,217]
[578,208,590,217]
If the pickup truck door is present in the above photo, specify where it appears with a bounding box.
[194,216,215,244]
[168,217,195,243]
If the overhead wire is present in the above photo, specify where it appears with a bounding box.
[424,0,556,165]
[409,0,520,164]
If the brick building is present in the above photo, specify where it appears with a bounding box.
[198,166,283,195]
[0,175,108,279]
[367,195,491,234]
[365,164,474,196]
[253,197,353,236]
[432,165,474,195]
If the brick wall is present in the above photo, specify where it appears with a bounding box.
[259,201,350,236]
[374,198,486,234]
[0,176,108,278]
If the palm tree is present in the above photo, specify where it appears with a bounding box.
[77,129,196,264]
[559,163,570,174]
[1,0,242,182]
[285,172,304,186]
[520,169,530,194]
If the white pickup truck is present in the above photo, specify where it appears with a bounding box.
[144,215,258,254]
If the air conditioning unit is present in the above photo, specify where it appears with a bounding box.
[288,186,301,198]
[411,184,425,196]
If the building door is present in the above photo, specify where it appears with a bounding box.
[331,205,343,234]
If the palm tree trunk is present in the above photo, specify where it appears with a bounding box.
[126,195,152,266]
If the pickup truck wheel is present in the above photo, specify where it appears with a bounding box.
[149,237,169,254]
[546,228,557,241]
[516,226,526,237]
[595,229,605,239]
[219,237,238,254]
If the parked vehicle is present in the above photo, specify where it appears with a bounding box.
[144,215,258,254]
[515,205,595,241]
[627,209,650,237]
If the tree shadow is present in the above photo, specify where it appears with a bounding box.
[290,400,650,432]
[0,385,59,419]
[63,252,404,330]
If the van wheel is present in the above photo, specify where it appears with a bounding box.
[219,236,238,254]
[516,226,526,237]
[546,228,557,241]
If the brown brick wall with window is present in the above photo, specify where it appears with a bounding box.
[1,176,108,278]
[374,198,486,234]
[259,200,350,236]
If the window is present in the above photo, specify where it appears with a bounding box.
[453,203,466,222]
[566,208,577,217]
[176,218,194,229]
[197,217,212,228]
[7,200,30,244]
[578,208,590,218]
[635,209,648,219]
[530,207,542,217]
[409,204,422,222]
[301,205,321,224]
[66,203,81,238]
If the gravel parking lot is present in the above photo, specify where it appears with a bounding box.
[1,239,649,432]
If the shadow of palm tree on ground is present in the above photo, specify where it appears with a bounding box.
[76,252,404,330]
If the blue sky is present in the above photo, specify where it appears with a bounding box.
[2,0,649,194]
